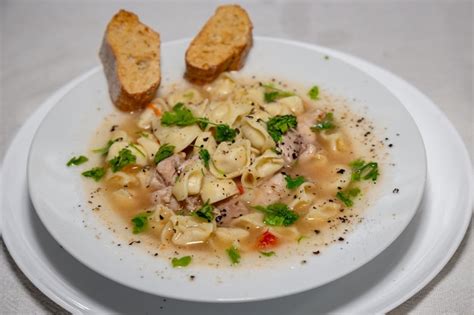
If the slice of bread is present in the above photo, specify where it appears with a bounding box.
[99,10,161,111]
[185,5,253,83]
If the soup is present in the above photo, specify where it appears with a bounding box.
[81,73,383,267]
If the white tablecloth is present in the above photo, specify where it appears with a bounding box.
[1,1,472,313]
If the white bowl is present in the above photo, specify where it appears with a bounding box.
[27,37,426,302]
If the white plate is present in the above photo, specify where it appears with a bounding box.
[1,37,471,313]
[26,38,426,302]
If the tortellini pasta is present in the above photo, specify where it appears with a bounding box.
[205,100,252,126]
[210,139,252,179]
[149,205,176,236]
[169,215,215,246]
[193,131,217,154]
[319,130,350,153]
[172,163,205,201]
[322,164,352,195]
[210,227,250,249]
[242,150,284,188]
[304,201,341,229]
[262,96,304,116]
[231,213,265,231]
[152,119,201,153]
[105,169,139,187]
[167,88,204,106]
[204,73,236,100]
[240,115,275,152]
[200,176,239,204]
[137,135,160,163]
[289,182,317,213]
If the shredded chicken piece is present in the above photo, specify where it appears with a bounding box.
[215,196,249,226]
[277,130,303,165]
[155,153,185,186]
[297,109,324,145]
[250,173,288,206]
[182,195,203,212]
[150,186,180,211]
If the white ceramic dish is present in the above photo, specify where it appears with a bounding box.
[1,37,471,313]
[26,38,426,302]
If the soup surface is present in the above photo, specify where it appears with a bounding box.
[81,73,385,267]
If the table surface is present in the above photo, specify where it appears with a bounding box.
[1,0,472,314]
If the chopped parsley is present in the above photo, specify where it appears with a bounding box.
[266,115,298,142]
[129,143,145,157]
[92,139,117,156]
[66,155,88,166]
[109,148,136,172]
[197,117,210,130]
[254,203,299,226]
[160,104,236,142]
[198,148,211,168]
[226,246,241,265]
[131,211,153,234]
[308,85,319,100]
[214,124,237,143]
[349,159,379,182]
[193,201,214,222]
[81,167,106,181]
[311,112,336,131]
[336,187,361,207]
[297,235,307,243]
[285,175,306,189]
[171,256,192,268]
[154,144,175,164]
[161,103,197,126]
[262,83,295,103]
[260,251,276,257]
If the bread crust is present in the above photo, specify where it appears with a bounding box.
[99,10,161,111]
[185,5,253,84]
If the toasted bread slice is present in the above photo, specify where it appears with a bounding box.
[99,10,161,111]
[185,5,253,83]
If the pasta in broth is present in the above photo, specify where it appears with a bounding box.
[81,73,382,267]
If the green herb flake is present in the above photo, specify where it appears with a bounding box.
[254,203,299,226]
[131,211,153,234]
[285,175,306,189]
[324,55,330,60]
[66,155,88,167]
[136,131,149,138]
[266,115,298,142]
[311,112,336,131]
[171,256,192,268]
[81,167,106,182]
[154,144,175,164]
[197,117,210,130]
[161,103,197,127]
[92,139,117,156]
[193,201,214,222]
[215,124,237,143]
[350,159,379,182]
[297,235,307,243]
[198,148,211,168]
[129,143,146,157]
[109,148,136,172]
[336,188,361,207]
[262,83,295,103]
[226,246,241,265]
[308,86,319,100]
[260,251,276,257]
